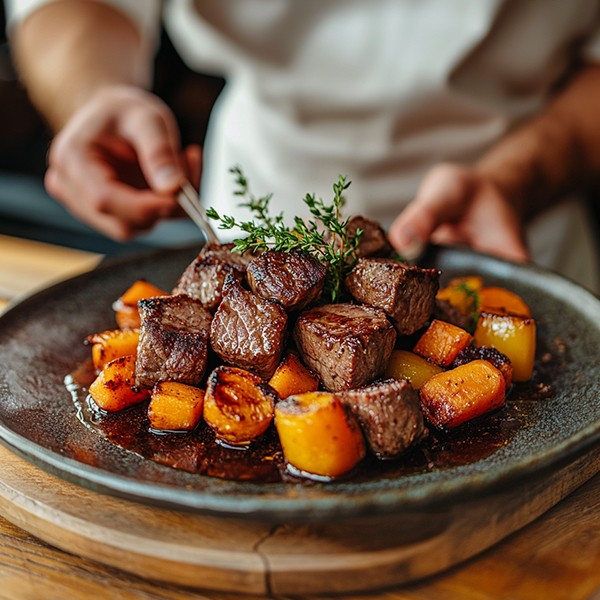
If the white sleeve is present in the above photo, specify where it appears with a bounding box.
[5,0,162,46]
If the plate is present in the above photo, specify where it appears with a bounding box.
[0,244,599,522]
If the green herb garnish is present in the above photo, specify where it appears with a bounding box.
[456,281,481,332]
[206,166,362,302]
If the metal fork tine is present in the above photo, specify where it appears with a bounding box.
[177,180,220,245]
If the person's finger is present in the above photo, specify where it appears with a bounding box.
[118,100,185,193]
[388,164,474,259]
[183,144,202,189]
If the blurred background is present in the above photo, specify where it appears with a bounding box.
[0,3,223,255]
[1,4,599,259]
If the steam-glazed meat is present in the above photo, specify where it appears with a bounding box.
[340,379,427,458]
[135,295,212,388]
[210,276,288,379]
[173,244,251,311]
[345,258,440,335]
[293,303,396,391]
[246,250,327,311]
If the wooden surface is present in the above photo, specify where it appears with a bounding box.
[0,235,600,599]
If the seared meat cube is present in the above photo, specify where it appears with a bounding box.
[210,276,287,379]
[340,378,427,458]
[135,295,212,388]
[293,303,396,391]
[451,345,513,385]
[345,258,440,335]
[326,215,392,258]
[434,298,474,332]
[246,249,327,311]
[347,215,393,258]
[173,243,251,311]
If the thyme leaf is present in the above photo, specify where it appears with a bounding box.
[206,166,363,302]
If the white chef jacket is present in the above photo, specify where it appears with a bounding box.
[7,0,600,292]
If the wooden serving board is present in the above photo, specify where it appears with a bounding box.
[0,443,598,595]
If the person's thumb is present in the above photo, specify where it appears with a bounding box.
[388,165,474,260]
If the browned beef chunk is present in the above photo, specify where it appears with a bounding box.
[345,258,440,335]
[135,295,212,388]
[451,345,513,385]
[340,378,427,459]
[434,298,474,332]
[293,303,396,391]
[325,215,392,258]
[173,243,251,311]
[347,215,393,258]
[210,276,288,379]
[246,250,327,311]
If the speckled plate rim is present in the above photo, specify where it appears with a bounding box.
[0,244,599,522]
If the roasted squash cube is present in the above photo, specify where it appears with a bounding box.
[112,280,168,329]
[436,276,483,314]
[479,286,531,317]
[148,381,204,432]
[275,391,365,479]
[89,355,150,412]
[420,359,506,429]
[203,366,277,446]
[413,319,473,367]
[384,350,443,389]
[87,328,140,371]
[268,353,320,398]
[474,311,536,382]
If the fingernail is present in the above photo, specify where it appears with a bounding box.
[397,232,425,261]
[153,165,181,191]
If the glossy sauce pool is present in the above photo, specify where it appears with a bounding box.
[67,348,557,484]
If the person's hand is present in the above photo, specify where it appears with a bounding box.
[388,163,530,262]
[45,85,201,241]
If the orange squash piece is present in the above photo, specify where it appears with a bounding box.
[203,366,277,446]
[436,276,483,314]
[87,328,140,371]
[88,355,150,412]
[148,381,204,432]
[268,353,320,398]
[420,359,506,429]
[413,319,473,367]
[112,280,168,329]
[275,391,365,479]
[474,311,536,382]
[479,286,531,317]
[384,350,443,389]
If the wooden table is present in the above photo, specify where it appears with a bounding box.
[1,233,600,600]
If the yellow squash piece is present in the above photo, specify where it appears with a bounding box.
[88,354,150,412]
[274,391,365,479]
[112,280,168,329]
[87,328,140,371]
[148,381,205,432]
[384,349,443,389]
[479,286,531,317]
[436,276,483,314]
[413,319,473,367]
[268,353,320,398]
[420,359,506,429]
[474,311,536,382]
[203,366,276,446]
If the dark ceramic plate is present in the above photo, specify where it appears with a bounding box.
[0,245,599,522]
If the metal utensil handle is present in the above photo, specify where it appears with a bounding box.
[178,181,220,245]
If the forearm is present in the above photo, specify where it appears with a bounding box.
[476,64,600,221]
[10,0,153,130]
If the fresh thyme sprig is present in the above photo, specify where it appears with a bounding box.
[456,281,481,332]
[205,166,362,302]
